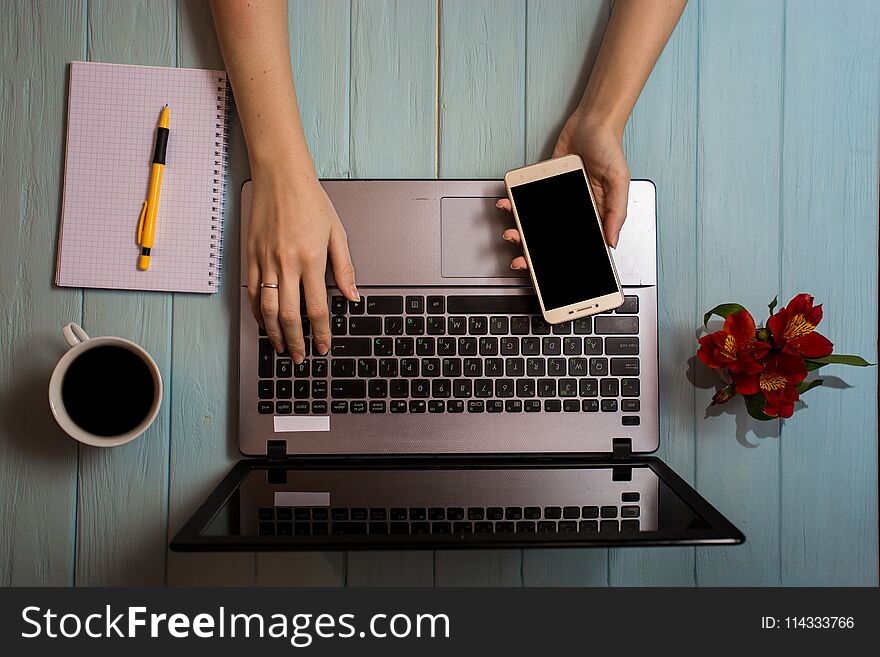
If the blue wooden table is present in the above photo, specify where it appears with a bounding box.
[1,0,877,587]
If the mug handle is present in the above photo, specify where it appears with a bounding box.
[62,322,90,348]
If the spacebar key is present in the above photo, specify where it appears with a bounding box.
[331,380,367,398]
[447,295,540,314]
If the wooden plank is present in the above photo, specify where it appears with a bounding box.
[779,0,879,586]
[73,0,175,587]
[164,0,257,587]
[345,0,437,585]
[254,0,351,587]
[0,0,85,586]
[520,0,611,586]
[431,0,525,587]
[610,0,699,586]
[693,0,784,586]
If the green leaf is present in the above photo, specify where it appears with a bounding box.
[796,379,824,394]
[808,354,874,367]
[768,295,778,315]
[805,360,827,372]
[703,303,746,328]
[743,393,774,421]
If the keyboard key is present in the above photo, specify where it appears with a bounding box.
[421,358,440,377]
[504,357,525,377]
[331,296,347,315]
[293,401,309,414]
[589,357,608,376]
[544,506,562,519]
[559,379,577,397]
[368,379,387,398]
[446,507,464,521]
[409,508,427,520]
[538,521,557,533]
[331,315,347,336]
[601,505,617,519]
[505,399,522,412]
[621,505,640,518]
[563,399,579,412]
[622,416,640,426]
[621,378,640,397]
[294,359,310,377]
[463,358,482,377]
[484,358,503,376]
[400,359,419,377]
[426,316,446,335]
[332,522,367,536]
[495,379,515,398]
[542,337,561,355]
[428,400,445,413]
[331,401,348,413]
[526,357,545,377]
[487,507,503,520]
[432,522,452,535]
[475,522,493,534]
[505,507,523,520]
[582,399,599,412]
[367,295,403,314]
[500,337,519,355]
[479,336,499,355]
[350,400,367,413]
[331,337,371,357]
[259,521,275,536]
[582,506,599,519]
[331,359,356,377]
[293,380,309,399]
[442,358,462,377]
[583,337,602,354]
[405,296,424,314]
[524,399,541,412]
[411,379,430,398]
[437,337,456,355]
[384,316,404,335]
[622,492,640,503]
[563,506,580,519]
[458,337,477,355]
[390,508,407,521]
[474,380,493,398]
[468,507,485,520]
[600,378,619,397]
[369,401,386,413]
[544,399,562,412]
[258,508,274,521]
[559,521,577,533]
[331,380,367,398]
[568,357,587,376]
[447,399,464,413]
[616,295,639,314]
[563,337,582,355]
[595,316,639,334]
[349,316,381,335]
[523,507,541,520]
[358,358,378,378]
[538,379,557,397]
[574,317,592,334]
[258,338,274,377]
[510,316,530,334]
[416,337,435,356]
[348,297,365,315]
[311,400,327,414]
[390,380,409,398]
[389,522,409,535]
[553,321,572,335]
[409,400,426,413]
[579,378,598,397]
[405,317,425,335]
[487,399,503,413]
[427,296,445,314]
[468,400,485,413]
[453,522,473,534]
[490,316,509,334]
[606,337,639,355]
[311,380,326,398]
[395,337,414,356]
[611,358,640,376]
[468,316,488,335]
[369,522,389,535]
[621,520,640,532]
[579,520,599,533]
[521,337,540,355]
[601,399,618,412]
[532,316,551,334]
[374,338,394,356]
[379,358,398,377]
[548,358,566,376]
[428,507,445,520]
[453,379,472,398]
[276,358,292,378]
[446,295,540,315]
[448,316,467,334]
[258,380,274,399]
[313,358,328,377]
[516,378,536,397]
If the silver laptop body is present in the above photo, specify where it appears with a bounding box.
[238,180,659,457]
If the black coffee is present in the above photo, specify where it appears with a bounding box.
[61,345,156,437]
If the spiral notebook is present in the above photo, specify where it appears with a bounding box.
[56,61,231,293]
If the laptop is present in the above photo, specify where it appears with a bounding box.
[170,179,744,550]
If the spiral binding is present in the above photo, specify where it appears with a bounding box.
[209,75,232,290]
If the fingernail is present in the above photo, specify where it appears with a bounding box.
[293,353,304,365]
[510,263,522,270]
[316,343,329,356]
[495,200,504,208]
[349,284,360,302]
[502,232,511,241]
[275,344,284,354]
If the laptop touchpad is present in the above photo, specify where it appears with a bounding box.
[440,197,527,279]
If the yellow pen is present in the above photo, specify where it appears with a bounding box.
[136,104,170,271]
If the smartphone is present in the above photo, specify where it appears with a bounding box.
[504,154,624,324]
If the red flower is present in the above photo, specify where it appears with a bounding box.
[697,309,769,373]
[733,352,807,418]
[767,293,833,358]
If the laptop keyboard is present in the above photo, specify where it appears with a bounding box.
[256,294,641,425]
[256,493,642,537]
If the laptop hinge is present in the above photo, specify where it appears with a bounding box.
[266,440,287,463]
[612,438,633,460]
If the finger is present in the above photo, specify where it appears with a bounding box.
[277,273,306,364]
[328,224,359,302]
[510,256,528,271]
[247,259,264,332]
[302,268,331,357]
[259,275,285,354]
[502,228,521,244]
[602,172,630,248]
[495,198,512,212]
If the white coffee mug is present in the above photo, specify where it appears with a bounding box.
[48,323,163,447]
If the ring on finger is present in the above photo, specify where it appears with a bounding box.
[260,282,279,289]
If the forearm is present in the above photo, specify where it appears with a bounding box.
[209,0,315,179]
[579,0,687,135]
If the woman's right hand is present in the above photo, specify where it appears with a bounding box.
[247,164,358,363]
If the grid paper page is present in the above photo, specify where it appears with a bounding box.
[57,61,229,293]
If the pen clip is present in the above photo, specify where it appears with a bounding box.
[136,200,148,244]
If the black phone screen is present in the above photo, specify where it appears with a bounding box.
[510,169,618,310]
